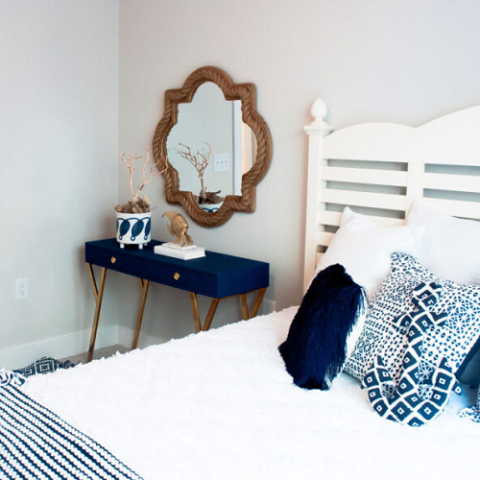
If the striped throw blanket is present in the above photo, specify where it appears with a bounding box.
[0,371,143,480]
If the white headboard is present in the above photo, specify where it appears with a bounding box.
[303,98,480,291]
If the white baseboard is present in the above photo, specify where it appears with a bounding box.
[117,325,166,350]
[262,298,277,315]
[0,326,166,371]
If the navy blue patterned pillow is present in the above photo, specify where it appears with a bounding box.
[344,252,480,385]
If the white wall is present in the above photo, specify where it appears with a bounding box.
[0,0,119,368]
[2,0,480,366]
[118,0,480,341]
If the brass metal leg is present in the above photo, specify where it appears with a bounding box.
[132,278,150,350]
[200,288,269,332]
[190,288,270,334]
[189,295,220,333]
[249,288,267,318]
[87,265,107,363]
[240,294,250,320]
[240,287,267,320]
[202,298,220,331]
[190,292,203,333]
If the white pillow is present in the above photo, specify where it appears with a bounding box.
[407,200,480,286]
[316,207,424,301]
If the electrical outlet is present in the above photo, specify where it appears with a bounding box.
[16,278,28,300]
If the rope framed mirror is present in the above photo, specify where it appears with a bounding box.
[152,66,272,228]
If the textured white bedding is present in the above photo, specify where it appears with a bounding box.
[24,308,480,480]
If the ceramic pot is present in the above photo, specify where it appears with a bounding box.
[199,202,223,213]
[115,211,152,249]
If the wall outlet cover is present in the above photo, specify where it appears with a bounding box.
[16,278,28,300]
[213,154,230,173]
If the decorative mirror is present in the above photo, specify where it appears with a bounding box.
[152,66,272,228]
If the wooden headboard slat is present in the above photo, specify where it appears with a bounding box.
[321,189,407,211]
[423,173,480,194]
[321,166,408,187]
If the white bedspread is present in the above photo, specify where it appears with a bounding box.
[24,308,480,479]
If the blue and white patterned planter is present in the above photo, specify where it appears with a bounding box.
[200,202,223,213]
[115,211,152,249]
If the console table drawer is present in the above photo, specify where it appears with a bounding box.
[147,264,216,295]
[85,243,217,296]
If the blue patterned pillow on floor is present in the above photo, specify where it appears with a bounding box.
[344,252,480,385]
[14,356,77,378]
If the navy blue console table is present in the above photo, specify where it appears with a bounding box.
[85,239,269,362]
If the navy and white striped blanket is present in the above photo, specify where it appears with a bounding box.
[0,371,143,480]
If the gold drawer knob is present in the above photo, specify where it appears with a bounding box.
[111,256,117,264]
[173,272,180,281]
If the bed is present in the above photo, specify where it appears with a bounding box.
[5,99,480,479]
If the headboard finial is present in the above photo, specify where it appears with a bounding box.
[311,97,328,121]
[305,97,332,136]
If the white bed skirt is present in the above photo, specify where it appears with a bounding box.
[24,308,480,479]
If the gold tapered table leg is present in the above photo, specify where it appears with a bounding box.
[239,294,250,320]
[132,278,150,350]
[240,288,268,320]
[87,265,107,363]
[193,288,268,333]
[202,298,220,331]
[190,292,203,333]
[248,288,267,318]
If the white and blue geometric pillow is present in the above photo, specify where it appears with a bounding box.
[344,252,480,385]
[363,282,462,427]
[364,355,459,427]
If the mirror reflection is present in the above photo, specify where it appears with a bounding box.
[167,83,256,213]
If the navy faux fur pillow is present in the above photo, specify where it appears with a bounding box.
[279,264,365,390]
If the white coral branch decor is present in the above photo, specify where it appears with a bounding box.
[173,142,212,203]
[116,145,168,213]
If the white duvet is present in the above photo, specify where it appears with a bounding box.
[24,308,480,480]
